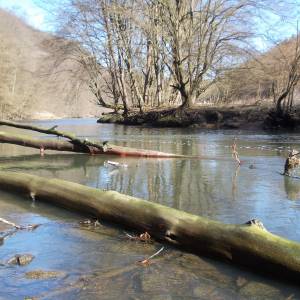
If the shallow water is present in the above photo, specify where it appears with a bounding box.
[1,119,300,299]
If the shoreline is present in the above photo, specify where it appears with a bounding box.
[97,105,300,130]
[97,105,267,130]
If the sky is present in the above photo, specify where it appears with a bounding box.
[0,0,299,49]
[0,0,51,31]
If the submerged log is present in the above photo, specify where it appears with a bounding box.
[0,171,300,281]
[0,131,184,158]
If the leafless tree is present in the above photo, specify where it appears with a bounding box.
[271,31,300,116]
[153,0,260,109]
[48,0,298,115]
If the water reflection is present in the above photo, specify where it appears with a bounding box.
[232,165,240,201]
[1,119,300,298]
[284,176,300,200]
[2,130,300,240]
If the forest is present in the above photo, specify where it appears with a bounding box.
[45,0,300,128]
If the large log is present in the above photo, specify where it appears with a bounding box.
[0,120,187,157]
[0,171,300,281]
[0,131,184,158]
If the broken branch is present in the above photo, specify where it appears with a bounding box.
[0,217,39,231]
[231,138,241,165]
[0,125,185,158]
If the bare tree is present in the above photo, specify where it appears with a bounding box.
[48,0,297,116]
[154,0,258,109]
[271,31,300,116]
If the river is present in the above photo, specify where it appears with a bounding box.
[0,118,300,299]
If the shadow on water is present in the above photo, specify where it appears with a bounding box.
[1,119,300,298]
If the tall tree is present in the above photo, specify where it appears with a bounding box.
[49,0,296,114]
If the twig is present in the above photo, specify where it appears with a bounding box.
[231,138,241,165]
[79,219,101,227]
[125,231,152,242]
[0,120,105,153]
[0,217,39,231]
[125,232,135,239]
[139,246,165,265]
[104,160,128,168]
[0,217,21,229]
[290,151,300,157]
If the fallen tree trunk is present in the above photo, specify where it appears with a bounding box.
[0,120,186,157]
[0,131,184,158]
[0,171,300,281]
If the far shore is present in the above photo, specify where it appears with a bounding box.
[97,104,300,130]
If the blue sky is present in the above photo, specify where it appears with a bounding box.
[0,0,51,31]
[0,0,299,49]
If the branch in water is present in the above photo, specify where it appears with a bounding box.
[231,138,241,165]
[139,246,165,265]
[0,217,39,230]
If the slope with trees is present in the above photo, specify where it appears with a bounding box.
[0,9,102,120]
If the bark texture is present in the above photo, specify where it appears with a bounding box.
[0,171,300,281]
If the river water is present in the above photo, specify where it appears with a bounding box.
[1,118,300,299]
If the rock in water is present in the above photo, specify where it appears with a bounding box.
[7,254,34,266]
[25,270,65,280]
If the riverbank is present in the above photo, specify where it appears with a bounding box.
[97,104,300,130]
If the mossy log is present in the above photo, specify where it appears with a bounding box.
[0,131,183,158]
[1,171,300,281]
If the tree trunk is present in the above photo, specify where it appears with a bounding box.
[0,120,187,157]
[178,85,190,109]
[1,171,300,282]
[0,131,184,158]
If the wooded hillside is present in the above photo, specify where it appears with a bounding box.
[0,9,102,120]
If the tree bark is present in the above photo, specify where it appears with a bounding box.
[0,171,300,282]
[0,120,188,157]
[0,131,184,158]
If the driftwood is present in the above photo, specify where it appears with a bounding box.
[284,149,300,176]
[0,171,300,281]
[0,131,184,157]
[0,120,184,157]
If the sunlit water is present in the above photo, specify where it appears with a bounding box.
[1,118,300,299]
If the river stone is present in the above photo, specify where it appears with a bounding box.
[7,254,34,266]
[193,285,238,299]
[239,282,281,299]
[25,270,65,280]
